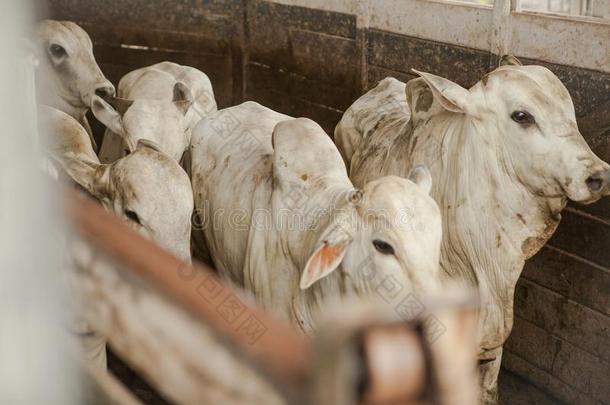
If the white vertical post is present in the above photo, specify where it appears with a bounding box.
[0,1,81,404]
[490,0,514,64]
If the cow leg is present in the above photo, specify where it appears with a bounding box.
[479,346,502,404]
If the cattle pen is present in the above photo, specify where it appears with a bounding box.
[3,0,608,404]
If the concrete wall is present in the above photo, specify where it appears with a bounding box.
[45,1,609,403]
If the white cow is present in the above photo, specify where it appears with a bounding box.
[95,62,217,163]
[34,20,114,151]
[191,102,443,333]
[39,105,194,367]
[39,105,194,263]
[335,56,610,403]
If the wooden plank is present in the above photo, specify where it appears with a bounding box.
[504,316,557,372]
[514,278,610,363]
[290,97,343,135]
[498,368,564,405]
[80,23,232,56]
[289,28,360,87]
[245,81,344,135]
[48,0,244,38]
[246,0,358,85]
[247,0,357,40]
[550,337,610,402]
[502,351,597,404]
[567,199,610,225]
[366,30,494,89]
[548,210,610,268]
[522,245,610,316]
[247,62,358,111]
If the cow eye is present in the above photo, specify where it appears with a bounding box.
[373,239,395,255]
[48,43,67,59]
[124,209,141,225]
[511,111,535,125]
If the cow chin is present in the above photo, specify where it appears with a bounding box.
[82,92,95,109]
[571,192,604,205]
[565,183,605,205]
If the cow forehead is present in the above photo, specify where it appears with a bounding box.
[112,150,191,201]
[125,70,176,99]
[39,21,91,50]
[485,66,572,105]
[360,177,438,217]
[124,100,183,126]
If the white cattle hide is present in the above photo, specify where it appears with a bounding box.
[39,105,194,367]
[34,20,114,150]
[96,61,217,163]
[39,105,194,262]
[191,102,442,334]
[335,56,610,402]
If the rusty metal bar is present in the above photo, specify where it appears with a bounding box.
[65,189,312,386]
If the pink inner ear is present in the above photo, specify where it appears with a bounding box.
[300,241,348,289]
[319,242,346,266]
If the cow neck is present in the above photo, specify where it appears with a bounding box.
[286,175,354,334]
[425,113,564,346]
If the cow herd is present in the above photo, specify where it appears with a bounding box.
[34,19,610,404]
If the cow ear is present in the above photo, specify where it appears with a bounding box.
[57,154,110,199]
[499,55,523,67]
[136,138,163,153]
[173,82,193,116]
[412,70,470,114]
[300,240,350,290]
[106,96,134,116]
[91,95,125,136]
[408,165,433,195]
[405,78,444,125]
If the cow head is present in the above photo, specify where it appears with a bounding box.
[60,140,193,262]
[300,167,442,299]
[35,20,114,116]
[91,82,193,161]
[408,56,610,205]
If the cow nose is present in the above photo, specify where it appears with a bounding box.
[585,170,610,194]
[95,85,115,99]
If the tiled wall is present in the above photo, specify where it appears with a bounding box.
[46,1,610,403]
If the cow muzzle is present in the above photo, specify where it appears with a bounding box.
[585,167,610,197]
[94,83,116,99]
